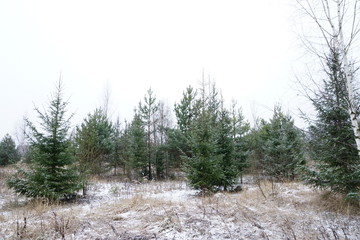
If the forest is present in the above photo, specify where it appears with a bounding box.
[1,0,360,239]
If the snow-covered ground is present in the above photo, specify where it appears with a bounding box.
[0,176,359,239]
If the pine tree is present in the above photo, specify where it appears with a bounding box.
[303,48,360,199]
[75,108,114,176]
[173,86,200,169]
[261,106,305,180]
[230,102,250,183]
[186,82,240,192]
[109,118,122,175]
[186,109,223,191]
[128,111,147,178]
[139,88,159,180]
[215,109,237,190]
[246,119,268,175]
[163,128,189,171]
[0,134,21,166]
[7,81,81,201]
[174,86,198,138]
[118,121,133,178]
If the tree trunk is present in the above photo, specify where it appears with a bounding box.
[335,0,360,156]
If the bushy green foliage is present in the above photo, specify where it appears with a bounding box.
[108,118,123,175]
[172,86,200,168]
[75,108,114,175]
[174,86,199,138]
[230,103,250,182]
[186,110,224,191]
[117,122,132,177]
[302,48,360,199]
[184,83,245,192]
[162,128,188,170]
[128,112,147,177]
[7,81,81,201]
[214,109,237,190]
[260,106,305,180]
[0,134,20,166]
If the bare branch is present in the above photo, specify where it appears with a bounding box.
[296,0,333,49]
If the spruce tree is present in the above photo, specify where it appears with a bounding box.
[186,109,223,191]
[230,102,250,183]
[261,106,305,180]
[246,119,268,174]
[185,82,241,192]
[0,134,21,166]
[215,109,237,190]
[303,48,360,199]
[7,81,81,201]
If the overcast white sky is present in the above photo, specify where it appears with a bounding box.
[0,0,312,140]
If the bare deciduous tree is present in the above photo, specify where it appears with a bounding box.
[296,0,360,155]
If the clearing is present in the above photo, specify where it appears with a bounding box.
[0,169,359,239]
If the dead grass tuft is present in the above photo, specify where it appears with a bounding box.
[311,191,360,215]
[0,165,18,179]
[3,205,80,239]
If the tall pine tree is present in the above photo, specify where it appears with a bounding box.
[139,88,159,180]
[303,48,360,199]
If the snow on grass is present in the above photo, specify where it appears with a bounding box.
[0,173,360,239]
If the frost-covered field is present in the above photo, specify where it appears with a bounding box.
[0,172,359,239]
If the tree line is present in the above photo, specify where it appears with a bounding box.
[2,79,304,199]
[2,48,359,202]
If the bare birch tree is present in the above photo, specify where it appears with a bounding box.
[296,0,360,155]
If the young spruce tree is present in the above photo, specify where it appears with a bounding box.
[215,108,237,190]
[185,82,240,192]
[230,102,250,183]
[8,81,81,201]
[186,109,223,191]
[261,106,305,180]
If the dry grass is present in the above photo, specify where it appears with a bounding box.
[0,201,80,239]
[312,191,360,215]
[0,169,359,239]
